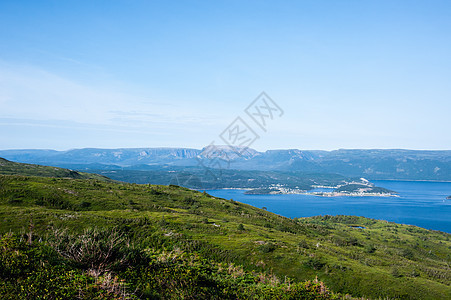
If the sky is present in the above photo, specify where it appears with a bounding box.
[1,0,450,151]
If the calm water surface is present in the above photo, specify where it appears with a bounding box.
[206,180,451,233]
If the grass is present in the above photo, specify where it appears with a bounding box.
[0,157,113,181]
[0,170,450,299]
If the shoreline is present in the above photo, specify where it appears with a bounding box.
[371,179,451,183]
[304,192,399,197]
[206,188,399,197]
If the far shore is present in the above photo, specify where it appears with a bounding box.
[205,188,399,197]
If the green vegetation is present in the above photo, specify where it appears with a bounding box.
[94,167,361,191]
[94,167,397,196]
[0,157,112,181]
[0,161,450,299]
[244,188,282,194]
[335,184,395,195]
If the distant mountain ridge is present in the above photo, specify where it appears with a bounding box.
[0,148,200,166]
[1,147,451,181]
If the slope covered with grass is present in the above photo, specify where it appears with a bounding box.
[0,173,450,299]
[0,157,112,181]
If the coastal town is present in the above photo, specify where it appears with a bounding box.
[244,180,397,197]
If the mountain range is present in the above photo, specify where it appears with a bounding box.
[1,147,451,181]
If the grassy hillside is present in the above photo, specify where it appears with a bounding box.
[0,174,450,299]
[0,157,113,181]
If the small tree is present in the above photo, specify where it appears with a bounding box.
[298,240,309,249]
[159,216,168,227]
[391,266,402,278]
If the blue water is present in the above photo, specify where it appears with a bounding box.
[206,180,451,233]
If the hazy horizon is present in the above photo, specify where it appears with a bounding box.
[1,145,451,152]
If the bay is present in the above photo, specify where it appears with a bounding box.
[206,180,451,233]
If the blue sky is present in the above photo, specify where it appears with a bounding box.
[1,0,450,150]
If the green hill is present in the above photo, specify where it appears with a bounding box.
[0,167,450,298]
[335,184,395,195]
[0,157,113,181]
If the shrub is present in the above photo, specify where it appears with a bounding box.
[80,201,91,208]
[304,257,325,270]
[158,216,168,228]
[298,240,310,249]
[0,233,136,299]
[391,266,402,278]
[47,227,137,272]
[258,243,276,253]
[364,244,376,253]
[400,248,414,260]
